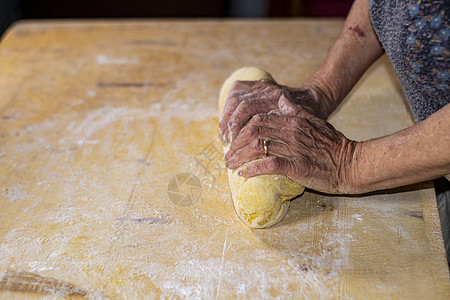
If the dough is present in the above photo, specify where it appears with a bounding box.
[219,67,305,228]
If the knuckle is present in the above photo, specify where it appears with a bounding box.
[266,157,280,171]
[252,113,265,124]
[235,99,251,113]
[248,125,261,138]
[262,85,275,94]
[293,116,307,127]
[250,138,261,151]
[293,131,305,142]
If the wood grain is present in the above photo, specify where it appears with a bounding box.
[0,20,449,298]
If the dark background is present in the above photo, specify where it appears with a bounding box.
[1,0,353,37]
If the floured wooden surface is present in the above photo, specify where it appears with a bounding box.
[0,20,449,299]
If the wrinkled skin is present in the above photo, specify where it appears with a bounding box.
[219,79,329,144]
[224,98,357,194]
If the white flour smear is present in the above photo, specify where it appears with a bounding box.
[1,98,355,298]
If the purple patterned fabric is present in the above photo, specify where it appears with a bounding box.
[369,0,449,122]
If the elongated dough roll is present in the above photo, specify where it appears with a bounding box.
[219,67,305,228]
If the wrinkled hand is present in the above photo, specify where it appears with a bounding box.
[224,105,357,194]
[219,79,328,144]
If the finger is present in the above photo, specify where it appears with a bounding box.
[246,112,295,127]
[228,98,278,142]
[226,114,289,159]
[220,80,277,142]
[224,84,280,142]
[225,133,293,170]
[238,156,290,178]
[231,80,258,91]
[225,115,301,162]
[278,94,315,118]
[219,80,267,142]
[220,90,245,127]
[219,90,251,142]
[240,113,302,134]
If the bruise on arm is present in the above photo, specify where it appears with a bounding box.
[348,25,366,37]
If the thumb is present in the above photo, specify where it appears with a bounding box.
[278,94,314,118]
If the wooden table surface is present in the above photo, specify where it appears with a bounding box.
[0,19,449,299]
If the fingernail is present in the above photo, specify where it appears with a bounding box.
[238,167,247,176]
[268,109,282,116]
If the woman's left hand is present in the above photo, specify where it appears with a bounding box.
[224,107,358,194]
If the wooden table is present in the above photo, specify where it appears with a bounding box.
[0,19,449,299]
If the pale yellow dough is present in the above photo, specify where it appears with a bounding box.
[219,67,305,228]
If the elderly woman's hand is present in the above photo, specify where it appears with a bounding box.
[224,106,358,194]
[219,79,330,144]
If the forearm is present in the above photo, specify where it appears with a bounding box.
[345,103,450,194]
[303,0,384,118]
